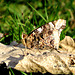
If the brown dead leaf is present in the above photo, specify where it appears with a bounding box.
[0,36,75,74]
[15,50,72,74]
[59,36,75,53]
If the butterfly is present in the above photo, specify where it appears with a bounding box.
[22,19,66,50]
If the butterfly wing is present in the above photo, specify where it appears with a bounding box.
[22,19,66,50]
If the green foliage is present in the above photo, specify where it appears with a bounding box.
[9,68,15,75]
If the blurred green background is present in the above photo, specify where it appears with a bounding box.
[0,0,75,45]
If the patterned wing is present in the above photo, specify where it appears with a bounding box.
[22,19,66,50]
